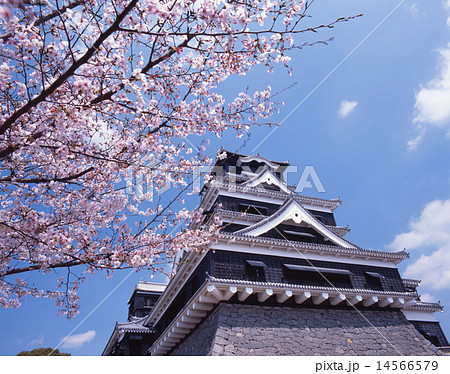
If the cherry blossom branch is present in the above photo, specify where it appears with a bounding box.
[0,0,139,135]
[0,166,94,184]
[0,131,43,159]
[0,0,87,42]
[90,35,194,105]
[117,15,361,39]
[35,0,86,27]
[0,0,357,315]
[2,260,82,276]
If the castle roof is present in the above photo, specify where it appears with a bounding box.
[102,317,152,356]
[214,150,290,168]
[200,180,341,212]
[127,281,167,304]
[404,301,444,313]
[217,232,409,264]
[134,281,167,293]
[233,197,356,248]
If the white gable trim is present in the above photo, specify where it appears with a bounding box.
[236,199,356,249]
[402,310,438,322]
[242,168,291,194]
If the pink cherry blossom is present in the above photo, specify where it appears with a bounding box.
[0,0,356,317]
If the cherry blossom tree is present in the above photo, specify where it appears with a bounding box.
[0,0,357,317]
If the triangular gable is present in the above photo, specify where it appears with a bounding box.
[235,199,356,249]
[242,168,291,194]
[237,155,281,170]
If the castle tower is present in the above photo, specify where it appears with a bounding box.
[103,151,448,356]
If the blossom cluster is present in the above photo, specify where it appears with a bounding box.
[0,0,348,316]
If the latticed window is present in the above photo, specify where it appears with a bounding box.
[144,297,156,307]
[283,264,353,289]
[364,271,384,291]
[245,260,267,282]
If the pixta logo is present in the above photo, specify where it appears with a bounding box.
[192,164,326,194]
[125,163,326,202]
[284,165,325,193]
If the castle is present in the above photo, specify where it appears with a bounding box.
[103,151,448,356]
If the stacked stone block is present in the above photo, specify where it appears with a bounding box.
[170,303,440,356]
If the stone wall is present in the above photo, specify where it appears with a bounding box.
[170,303,440,356]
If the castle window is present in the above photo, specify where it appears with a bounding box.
[282,230,316,240]
[134,309,144,318]
[424,333,440,347]
[245,260,267,282]
[144,297,156,307]
[279,229,325,244]
[128,335,143,356]
[411,321,449,347]
[365,271,384,291]
[283,264,353,288]
[247,160,263,173]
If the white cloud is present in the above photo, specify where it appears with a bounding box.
[406,128,426,151]
[61,330,96,349]
[405,3,419,17]
[413,47,450,126]
[403,247,450,290]
[390,199,450,290]
[420,293,438,303]
[30,335,44,346]
[445,0,450,26]
[390,200,450,250]
[338,100,358,117]
[408,1,450,149]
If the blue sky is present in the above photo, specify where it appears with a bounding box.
[2,0,450,355]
